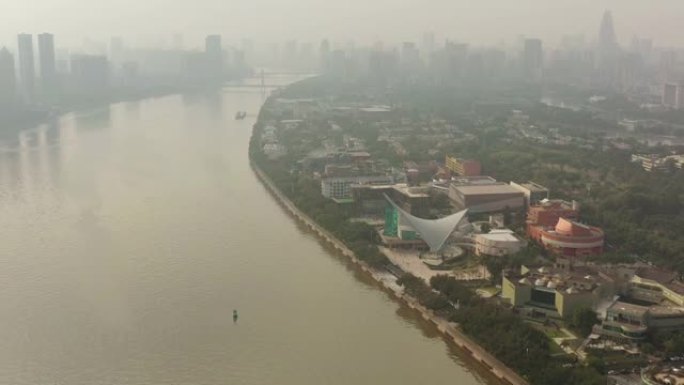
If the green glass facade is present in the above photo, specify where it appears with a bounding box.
[384,205,398,237]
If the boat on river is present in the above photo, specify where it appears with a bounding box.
[235,111,247,120]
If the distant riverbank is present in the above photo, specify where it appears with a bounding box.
[0,83,228,137]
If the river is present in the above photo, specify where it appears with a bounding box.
[0,75,491,385]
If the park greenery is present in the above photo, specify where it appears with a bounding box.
[250,120,388,268]
[568,308,600,338]
[396,274,605,385]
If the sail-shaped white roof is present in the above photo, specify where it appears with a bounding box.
[384,194,468,252]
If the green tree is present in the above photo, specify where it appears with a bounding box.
[570,308,599,337]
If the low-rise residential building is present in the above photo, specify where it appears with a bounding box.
[445,155,481,176]
[631,153,684,172]
[321,174,397,202]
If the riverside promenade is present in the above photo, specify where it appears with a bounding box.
[251,162,529,385]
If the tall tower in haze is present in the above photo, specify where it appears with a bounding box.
[597,10,620,81]
[523,38,543,82]
[598,11,617,51]
[38,33,56,92]
[17,34,35,101]
[319,39,330,73]
[205,35,224,81]
[0,47,16,106]
[596,11,621,87]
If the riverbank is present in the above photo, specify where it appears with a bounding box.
[250,162,529,385]
[0,83,230,137]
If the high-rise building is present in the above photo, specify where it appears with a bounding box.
[319,39,331,72]
[660,51,677,81]
[401,42,421,73]
[0,47,16,106]
[17,33,35,100]
[523,38,543,82]
[421,32,435,63]
[663,82,684,109]
[283,40,297,68]
[663,83,678,107]
[598,11,618,52]
[38,33,56,92]
[205,35,223,80]
[596,10,620,83]
[205,35,222,56]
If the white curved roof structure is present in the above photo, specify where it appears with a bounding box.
[384,194,468,252]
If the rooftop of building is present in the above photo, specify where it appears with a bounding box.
[538,218,604,239]
[529,199,576,210]
[555,218,594,236]
[476,229,523,243]
[635,266,679,285]
[452,183,524,196]
[446,155,480,162]
[642,365,684,385]
[649,304,684,317]
[450,176,499,186]
[667,281,684,296]
[608,301,649,317]
[511,181,549,192]
[391,184,430,198]
[507,264,607,294]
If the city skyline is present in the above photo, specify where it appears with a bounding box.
[2,0,684,50]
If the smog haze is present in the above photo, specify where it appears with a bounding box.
[3,0,684,49]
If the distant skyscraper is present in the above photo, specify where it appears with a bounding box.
[421,32,435,61]
[319,39,330,72]
[401,42,421,73]
[205,35,222,56]
[598,11,617,51]
[205,35,223,80]
[0,47,16,106]
[283,40,297,68]
[17,34,35,101]
[663,82,684,110]
[523,38,543,82]
[597,10,620,79]
[38,33,56,92]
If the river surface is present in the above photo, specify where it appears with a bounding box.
[0,75,490,385]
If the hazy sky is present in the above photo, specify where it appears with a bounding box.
[2,0,683,50]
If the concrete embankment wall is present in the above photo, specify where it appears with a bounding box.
[251,162,529,385]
